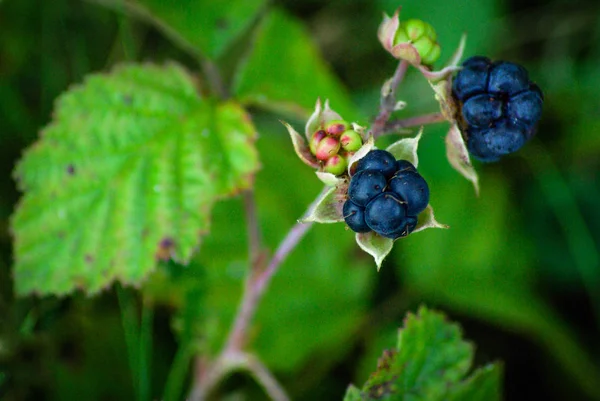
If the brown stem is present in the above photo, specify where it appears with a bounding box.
[383,112,446,135]
[371,60,409,138]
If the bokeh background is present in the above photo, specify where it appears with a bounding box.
[1,0,600,400]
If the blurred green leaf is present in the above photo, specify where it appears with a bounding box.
[345,306,501,401]
[94,0,266,59]
[233,9,358,120]
[397,173,600,399]
[448,364,503,401]
[12,63,259,296]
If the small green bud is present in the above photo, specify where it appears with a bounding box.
[323,154,347,176]
[316,136,340,161]
[393,18,441,65]
[325,119,350,137]
[309,129,327,155]
[340,130,363,152]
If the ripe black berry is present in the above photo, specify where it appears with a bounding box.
[452,56,543,161]
[395,160,417,173]
[354,149,397,178]
[343,200,370,233]
[467,120,526,162]
[462,94,503,128]
[487,61,529,95]
[364,193,408,238]
[388,170,430,216]
[347,170,387,207]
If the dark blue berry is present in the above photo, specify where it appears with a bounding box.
[506,89,543,128]
[467,120,527,162]
[387,215,418,239]
[348,170,387,207]
[452,56,543,161]
[395,160,417,174]
[354,149,397,179]
[462,56,491,69]
[487,61,529,95]
[388,171,430,216]
[343,200,370,233]
[364,193,408,238]
[461,94,503,128]
[452,57,492,101]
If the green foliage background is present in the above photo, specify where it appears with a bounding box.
[1,0,600,400]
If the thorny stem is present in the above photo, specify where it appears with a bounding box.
[371,59,409,138]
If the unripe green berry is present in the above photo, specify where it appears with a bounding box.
[340,130,363,152]
[412,37,435,60]
[309,129,327,155]
[421,43,441,65]
[323,154,347,175]
[393,18,441,65]
[404,19,427,41]
[316,136,340,161]
[325,119,350,137]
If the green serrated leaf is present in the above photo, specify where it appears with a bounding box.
[349,306,502,401]
[12,63,259,296]
[96,0,266,59]
[448,364,503,401]
[233,9,358,119]
[343,384,364,401]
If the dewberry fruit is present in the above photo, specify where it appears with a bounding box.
[387,215,418,239]
[487,61,529,95]
[364,193,408,238]
[467,120,526,161]
[452,56,543,161]
[348,170,387,207]
[452,56,492,101]
[462,94,503,128]
[395,160,417,173]
[506,88,543,127]
[354,149,396,178]
[343,200,370,233]
[388,170,430,216]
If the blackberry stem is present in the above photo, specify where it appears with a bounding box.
[371,60,410,138]
[383,112,446,135]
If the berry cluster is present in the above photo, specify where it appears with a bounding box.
[343,150,429,239]
[452,56,544,162]
[310,120,363,175]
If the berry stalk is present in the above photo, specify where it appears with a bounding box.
[371,59,409,138]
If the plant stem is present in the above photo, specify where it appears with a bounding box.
[190,204,315,399]
[382,112,445,135]
[243,190,262,265]
[245,354,291,401]
[371,59,409,138]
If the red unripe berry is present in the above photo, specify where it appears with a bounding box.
[309,129,327,155]
[315,136,341,161]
